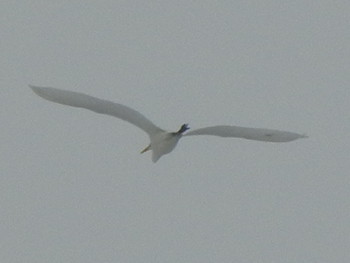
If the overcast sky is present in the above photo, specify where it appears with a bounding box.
[1,1,350,262]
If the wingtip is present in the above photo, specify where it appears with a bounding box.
[29,85,52,101]
[28,84,38,89]
[28,84,42,93]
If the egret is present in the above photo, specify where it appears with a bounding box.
[30,85,307,162]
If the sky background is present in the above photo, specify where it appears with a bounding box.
[1,1,350,262]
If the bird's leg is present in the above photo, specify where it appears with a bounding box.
[140,144,151,154]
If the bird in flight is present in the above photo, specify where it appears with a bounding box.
[30,85,307,162]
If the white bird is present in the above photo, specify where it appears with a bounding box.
[30,85,307,162]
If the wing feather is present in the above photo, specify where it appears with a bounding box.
[184,125,307,142]
[30,85,162,135]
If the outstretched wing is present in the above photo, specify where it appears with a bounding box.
[30,85,163,136]
[184,125,307,142]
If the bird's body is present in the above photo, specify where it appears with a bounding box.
[148,131,182,162]
[30,85,307,162]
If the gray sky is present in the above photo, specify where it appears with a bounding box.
[1,1,350,262]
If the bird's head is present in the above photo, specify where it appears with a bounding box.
[177,124,190,134]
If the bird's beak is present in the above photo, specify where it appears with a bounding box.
[140,144,151,154]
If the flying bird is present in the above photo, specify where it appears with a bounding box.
[30,85,307,162]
